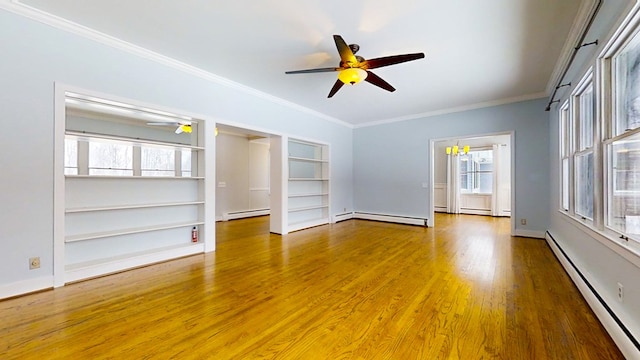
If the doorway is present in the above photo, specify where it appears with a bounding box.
[215,124,276,233]
[433,133,512,219]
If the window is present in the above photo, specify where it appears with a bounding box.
[181,149,192,177]
[460,150,493,194]
[573,73,594,221]
[88,141,133,176]
[560,101,571,211]
[614,29,640,136]
[65,137,195,178]
[64,138,78,175]
[141,146,175,177]
[556,7,640,254]
[607,135,640,240]
[606,26,640,242]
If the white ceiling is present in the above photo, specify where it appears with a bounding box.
[17,0,582,126]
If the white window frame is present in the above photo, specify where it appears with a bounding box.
[592,4,640,256]
[65,136,195,178]
[572,69,595,224]
[460,148,494,195]
[559,100,572,213]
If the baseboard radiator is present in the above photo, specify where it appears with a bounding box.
[545,231,640,359]
[353,212,428,227]
[222,208,270,221]
[333,212,354,223]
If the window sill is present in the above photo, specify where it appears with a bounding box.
[558,210,640,270]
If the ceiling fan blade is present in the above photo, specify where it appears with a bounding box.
[328,80,345,98]
[147,122,181,126]
[365,71,396,93]
[285,67,341,74]
[333,35,358,66]
[363,53,425,70]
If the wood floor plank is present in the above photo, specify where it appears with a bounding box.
[0,214,625,359]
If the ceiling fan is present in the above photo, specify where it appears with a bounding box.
[146,121,193,134]
[285,34,425,98]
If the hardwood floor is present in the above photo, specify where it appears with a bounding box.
[0,214,624,359]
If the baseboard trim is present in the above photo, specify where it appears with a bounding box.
[513,229,546,239]
[353,212,428,227]
[545,231,640,358]
[0,276,54,300]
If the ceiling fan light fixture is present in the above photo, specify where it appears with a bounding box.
[175,124,192,134]
[338,68,367,85]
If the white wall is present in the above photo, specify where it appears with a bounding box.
[354,99,545,236]
[0,8,353,297]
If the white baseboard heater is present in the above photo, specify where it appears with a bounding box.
[545,231,640,359]
[223,208,270,221]
[353,212,428,227]
[333,212,354,223]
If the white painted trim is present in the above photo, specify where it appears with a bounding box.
[545,0,600,94]
[546,232,640,359]
[355,92,546,128]
[0,0,351,129]
[353,212,427,226]
[333,212,354,223]
[53,83,66,287]
[512,229,546,239]
[65,244,204,284]
[0,276,53,300]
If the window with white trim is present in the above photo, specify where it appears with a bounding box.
[141,146,175,177]
[89,141,133,176]
[65,137,196,178]
[64,138,78,175]
[574,72,595,221]
[560,101,571,212]
[606,26,640,242]
[460,149,493,194]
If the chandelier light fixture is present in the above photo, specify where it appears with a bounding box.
[445,143,470,156]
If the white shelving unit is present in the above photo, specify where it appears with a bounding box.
[61,101,208,282]
[287,139,330,232]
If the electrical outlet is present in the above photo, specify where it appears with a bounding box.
[617,282,624,302]
[29,257,40,270]
[520,218,527,225]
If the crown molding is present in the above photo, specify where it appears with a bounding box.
[0,0,353,129]
[545,0,600,94]
[354,92,547,129]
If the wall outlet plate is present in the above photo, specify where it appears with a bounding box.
[29,257,41,269]
[617,282,624,302]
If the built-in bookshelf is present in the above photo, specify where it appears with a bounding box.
[287,139,330,232]
[61,95,208,283]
